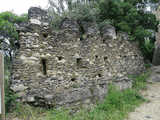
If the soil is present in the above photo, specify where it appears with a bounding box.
[127,83,160,120]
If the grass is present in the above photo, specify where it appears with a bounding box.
[132,71,150,91]
[6,103,46,120]
[45,85,145,120]
[5,71,149,120]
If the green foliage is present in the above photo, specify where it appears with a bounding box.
[11,103,45,120]
[132,71,150,91]
[43,84,144,120]
[49,0,159,60]
[4,57,17,113]
[46,109,72,120]
[0,12,28,39]
[0,20,18,40]
[67,4,100,22]
[0,11,28,57]
[98,0,159,60]
[141,38,155,60]
[49,13,65,30]
[0,12,28,24]
[98,19,113,30]
[42,72,148,120]
[1,12,28,112]
[49,0,100,29]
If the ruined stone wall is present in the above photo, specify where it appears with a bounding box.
[11,7,145,108]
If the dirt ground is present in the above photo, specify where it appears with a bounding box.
[127,83,160,120]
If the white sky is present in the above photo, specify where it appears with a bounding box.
[0,0,49,15]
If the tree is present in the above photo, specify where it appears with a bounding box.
[98,0,159,60]
[0,12,28,61]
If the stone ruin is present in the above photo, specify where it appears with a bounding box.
[11,7,145,108]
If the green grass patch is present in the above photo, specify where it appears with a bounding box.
[132,71,150,91]
[6,103,46,120]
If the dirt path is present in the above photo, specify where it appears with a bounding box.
[127,83,160,120]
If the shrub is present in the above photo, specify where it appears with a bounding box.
[0,12,28,39]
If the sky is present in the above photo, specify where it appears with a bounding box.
[0,0,49,15]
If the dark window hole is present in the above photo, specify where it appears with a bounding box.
[98,74,102,77]
[43,33,48,38]
[41,59,47,75]
[15,42,20,49]
[134,54,138,57]
[77,58,82,66]
[16,30,20,34]
[95,55,98,59]
[99,84,105,88]
[71,78,76,82]
[104,56,108,61]
[58,56,63,61]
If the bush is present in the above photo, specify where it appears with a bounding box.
[0,12,28,39]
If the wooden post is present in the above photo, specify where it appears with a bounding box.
[0,53,5,120]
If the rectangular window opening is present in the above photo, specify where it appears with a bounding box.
[41,59,47,75]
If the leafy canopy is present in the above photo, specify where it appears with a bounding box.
[98,0,159,60]
[0,12,27,39]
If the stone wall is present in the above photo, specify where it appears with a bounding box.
[11,7,145,108]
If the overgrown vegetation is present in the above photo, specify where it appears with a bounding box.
[48,0,159,61]
[0,12,28,58]
[1,12,28,113]
[48,0,100,29]
[98,0,159,61]
[7,103,45,120]
[8,72,149,120]
[4,57,17,113]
